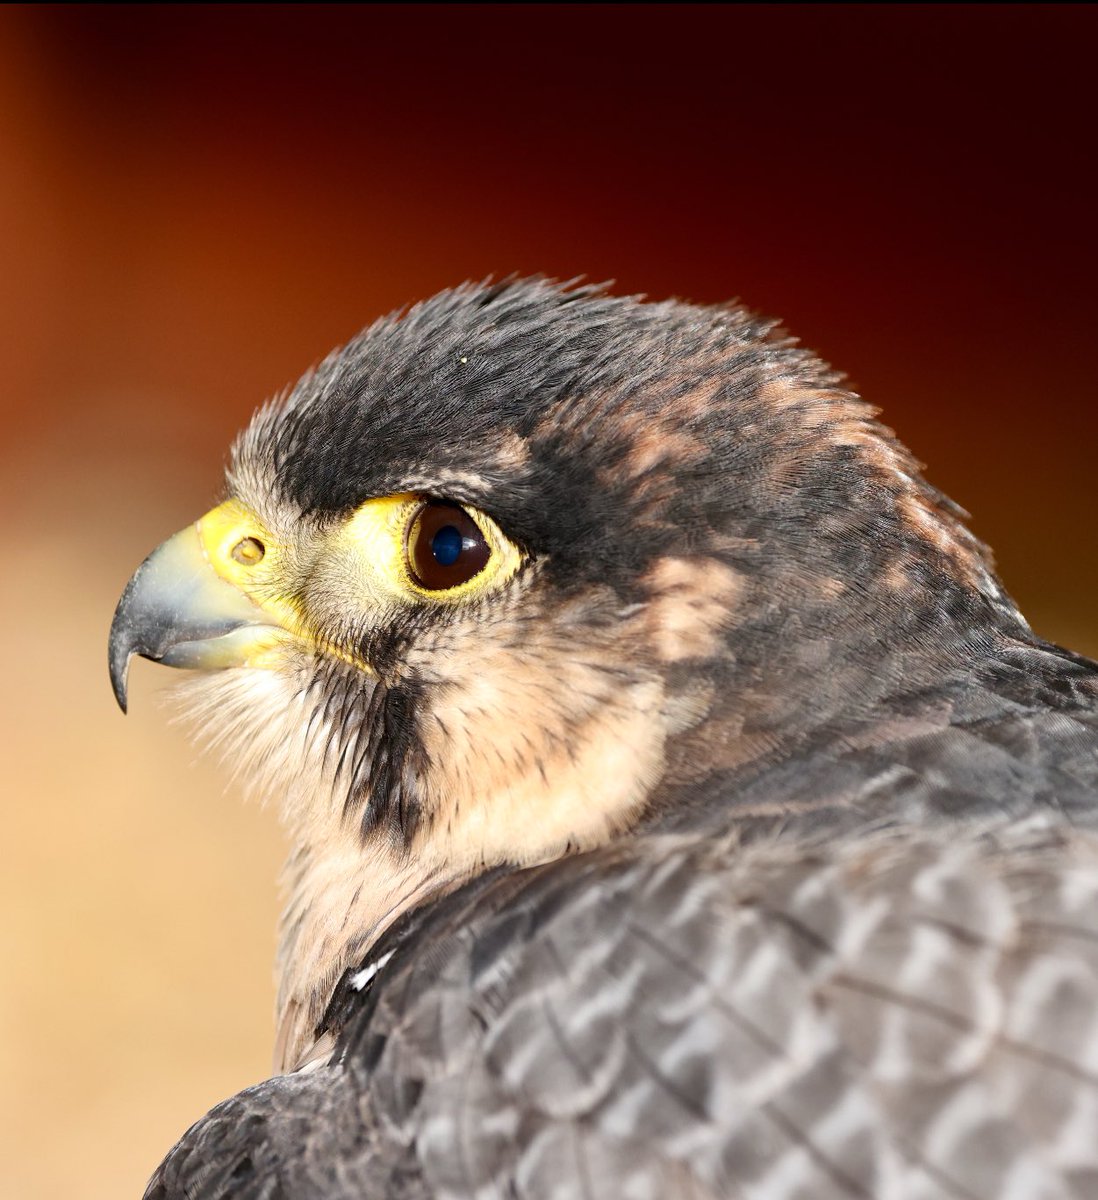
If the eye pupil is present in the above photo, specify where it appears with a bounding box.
[407,501,491,591]
[431,524,464,567]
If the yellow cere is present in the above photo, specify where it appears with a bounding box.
[194,499,309,664]
[198,500,285,597]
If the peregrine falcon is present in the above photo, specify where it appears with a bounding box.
[109,280,1098,1198]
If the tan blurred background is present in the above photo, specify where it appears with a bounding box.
[1,5,1096,1196]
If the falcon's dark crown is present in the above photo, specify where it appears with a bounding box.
[234,277,1018,641]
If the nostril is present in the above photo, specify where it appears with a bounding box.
[231,536,265,566]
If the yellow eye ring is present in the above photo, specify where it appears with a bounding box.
[340,492,524,606]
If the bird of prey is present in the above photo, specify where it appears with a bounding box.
[110,279,1098,1199]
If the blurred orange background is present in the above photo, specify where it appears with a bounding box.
[2,5,1095,1196]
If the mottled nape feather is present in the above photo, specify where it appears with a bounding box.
[136,279,1098,1198]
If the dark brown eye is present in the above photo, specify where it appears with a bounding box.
[406,501,491,591]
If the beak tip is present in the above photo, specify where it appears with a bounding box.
[109,643,131,714]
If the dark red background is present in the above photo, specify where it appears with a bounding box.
[2,7,1095,1196]
[7,5,1098,637]
[7,5,1098,635]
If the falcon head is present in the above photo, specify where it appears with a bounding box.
[109,279,1022,1069]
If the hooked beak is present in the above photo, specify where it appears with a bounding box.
[108,502,289,713]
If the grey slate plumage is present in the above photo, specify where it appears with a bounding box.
[111,280,1098,1198]
[149,816,1098,1199]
